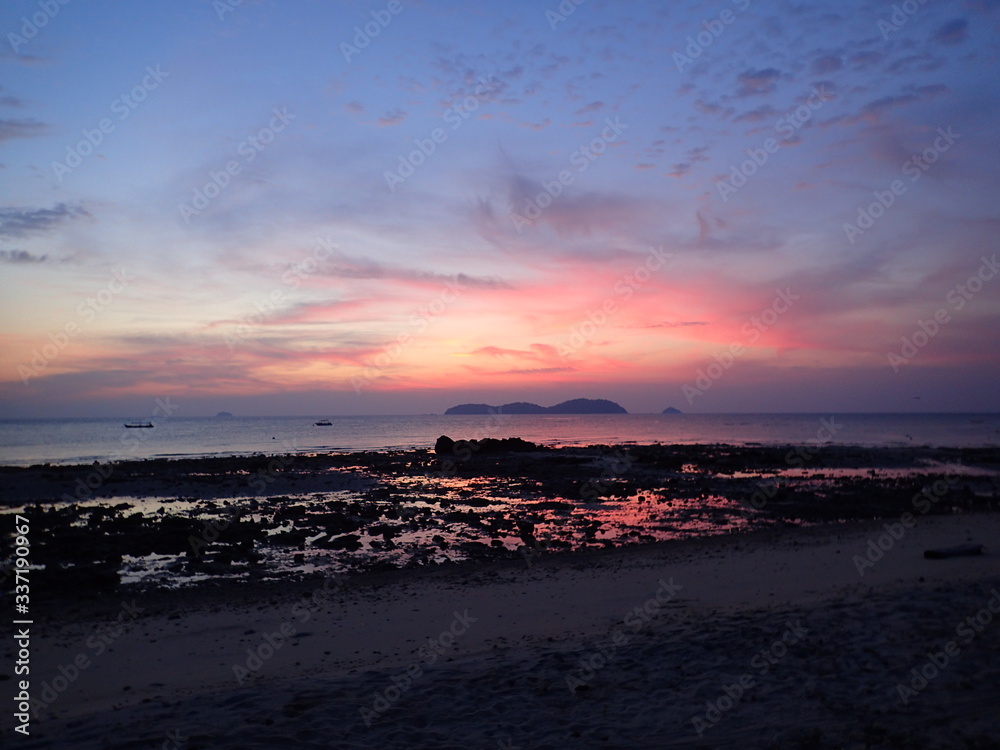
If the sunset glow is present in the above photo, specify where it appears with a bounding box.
[1,0,998,416]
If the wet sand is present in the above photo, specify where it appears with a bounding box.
[7,516,1000,748]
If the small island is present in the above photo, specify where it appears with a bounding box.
[444,398,627,415]
[662,407,682,414]
[215,411,234,418]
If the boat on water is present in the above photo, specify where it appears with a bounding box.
[314,419,332,426]
[124,422,154,428]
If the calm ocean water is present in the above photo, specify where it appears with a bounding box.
[0,413,998,467]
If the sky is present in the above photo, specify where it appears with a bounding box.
[0,0,998,418]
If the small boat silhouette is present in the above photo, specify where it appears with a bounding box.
[314,419,332,426]
[124,422,154,428]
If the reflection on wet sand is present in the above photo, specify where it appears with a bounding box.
[2,441,997,593]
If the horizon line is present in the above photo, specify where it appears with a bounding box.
[2,411,999,420]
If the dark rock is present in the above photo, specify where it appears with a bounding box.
[459,541,492,553]
[323,514,363,535]
[463,437,538,456]
[923,544,984,559]
[442,510,482,527]
[435,435,456,456]
[436,435,538,461]
[37,562,119,594]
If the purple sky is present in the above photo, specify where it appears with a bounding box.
[1,0,999,417]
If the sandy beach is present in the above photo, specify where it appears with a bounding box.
[10,506,1000,749]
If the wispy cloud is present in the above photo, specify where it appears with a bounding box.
[310,251,510,291]
[377,109,407,126]
[0,249,48,263]
[933,18,969,45]
[0,203,91,238]
[735,68,782,97]
[0,118,48,142]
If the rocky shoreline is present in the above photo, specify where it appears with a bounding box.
[2,441,998,597]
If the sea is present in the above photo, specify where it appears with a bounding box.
[1,412,998,467]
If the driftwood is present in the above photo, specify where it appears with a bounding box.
[923,544,985,560]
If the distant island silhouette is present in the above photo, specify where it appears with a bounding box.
[445,398,627,415]
[662,407,682,414]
